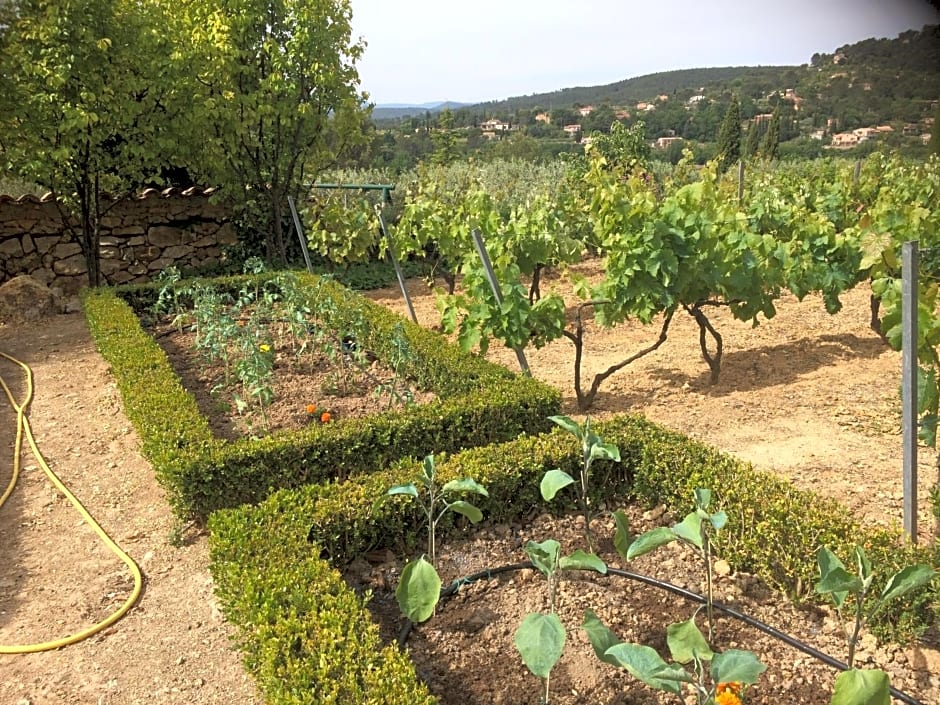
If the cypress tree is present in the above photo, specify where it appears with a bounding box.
[760,106,781,161]
[744,120,763,158]
[716,94,741,172]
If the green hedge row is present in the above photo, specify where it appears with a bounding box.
[208,416,938,704]
[82,273,560,518]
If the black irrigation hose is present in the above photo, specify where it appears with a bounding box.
[397,561,923,705]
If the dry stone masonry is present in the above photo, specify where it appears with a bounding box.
[0,187,236,297]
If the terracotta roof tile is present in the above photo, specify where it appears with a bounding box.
[0,186,218,202]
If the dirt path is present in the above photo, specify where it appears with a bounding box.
[0,315,260,705]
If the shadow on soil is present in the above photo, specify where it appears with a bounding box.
[0,356,30,632]
[646,333,887,397]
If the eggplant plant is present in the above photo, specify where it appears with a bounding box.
[539,415,620,550]
[627,488,726,640]
[515,538,607,704]
[815,545,937,705]
[387,453,488,623]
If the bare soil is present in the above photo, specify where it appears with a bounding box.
[0,261,938,704]
[151,323,435,440]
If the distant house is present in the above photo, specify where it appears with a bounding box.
[752,113,774,124]
[577,105,594,117]
[687,95,705,105]
[810,129,826,140]
[902,123,920,136]
[563,124,582,137]
[656,94,670,102]
[831,132,859,148]
[480,118,510,132]
[853,127,879,140]
[534,112,551,124]
[921,133,932,145]
[875,125,893,134]
[614,109,631,120]
[654,136,682,149]
[636,102,650,111]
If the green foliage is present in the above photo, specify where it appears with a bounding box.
[627,489,727,640]
[815,545,937,674]
[208,500,436,704]
[177,0,370,264]
[759,106,781,161]
[0,0,184,286]
[593,615,766,703]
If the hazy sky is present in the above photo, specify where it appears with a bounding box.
[348,0,940,105]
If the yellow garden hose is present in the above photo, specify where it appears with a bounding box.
[0,349,142,653]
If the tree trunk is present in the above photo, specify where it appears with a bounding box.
[686,304,723,384]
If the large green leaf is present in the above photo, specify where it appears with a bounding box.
[816,546,855,607]
[396,556,441,624]
[540,469,575,501]
[559,550,607,574]
[447,500,483,524]
[672,512,704,549]
[709,649,767,686]
[612,509,632,561]
[590,441,621,462]
[582,609,622,667]
[441,478,489,497]
[626,526,676,559]
[515,613,566,680]
[830,668,890,705]
[666,619,713,664]
[548,414,583,440]
[603,643,685,695]
[386,483,418,498]
[879,564,938,605]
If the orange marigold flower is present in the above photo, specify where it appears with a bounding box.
[714,691,742,705]
[237,320,246,327]
[320,411,332,423]
[305,404,317,415]
[716,683,741,695]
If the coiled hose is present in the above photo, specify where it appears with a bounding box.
[0,349,142,653]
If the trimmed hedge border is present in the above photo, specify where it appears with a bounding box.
[208,416,939,704]
[82,273,561,518]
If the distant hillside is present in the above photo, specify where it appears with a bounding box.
[472,67,797,113]
[372,101,468,121]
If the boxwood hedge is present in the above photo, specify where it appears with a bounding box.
[82,273,560,518]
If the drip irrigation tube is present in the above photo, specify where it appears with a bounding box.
[0,349,143,653]
[398,560,922,705]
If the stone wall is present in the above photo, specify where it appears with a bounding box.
[0,187,236,296]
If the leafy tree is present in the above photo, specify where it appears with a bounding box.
[759,106,781,161]
[0,0,183,286]
[715,93,741,172]
[178,0,369,265]
[588,121,650,172]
